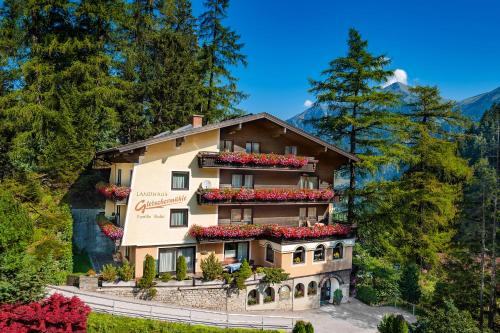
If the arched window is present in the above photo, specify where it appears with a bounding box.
[265,244,274,263]
[263,287,275,303]
[295,283,305,298]
[313,245,325,262]
[248,289,259,306]
[307,281,318,296]
[293,246,305,264]
[333,243,343,260]
[279,285,291,300]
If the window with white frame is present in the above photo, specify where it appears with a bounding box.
[170,209,188,227]
[333,243,343,259]
[293,246,306,264]
[313,245,326,262]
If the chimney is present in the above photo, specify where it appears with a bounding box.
[192,115,204,128]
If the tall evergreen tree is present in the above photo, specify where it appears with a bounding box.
[199,0,247,121]
[309,28,401,222]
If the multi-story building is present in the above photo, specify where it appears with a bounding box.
[95,113,358,308]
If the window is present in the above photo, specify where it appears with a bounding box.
[293,246,306,264]
[263,287,275,303]
[248,289,258,306]
[265,244,274,263]
[170,209,188,227]
[285,146,297,155]
[245,142,260,153]
[333,243,343,260]
[172,171,189,190]
[158,247,195,273]
[129,170,133,186]
[307,281,317,296]
[314,245,325,262]
[224,241,249,261]
[299,175,318,189]
[221,139,233,152]
[299,207,317,221]
[231,174,253,188]
[115,205,121,225]
[117,169,122,186]
[231,208,252,223]
[295,283,305,298]
[279,285,291,300]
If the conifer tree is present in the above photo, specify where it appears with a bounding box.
[309,28,401,222]
[199,0,247,121]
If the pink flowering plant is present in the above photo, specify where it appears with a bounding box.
[216,152,309,168]
[96,214,124,241]
[95,182,131,201]
[200,188,334,203]
[189,223,351,241]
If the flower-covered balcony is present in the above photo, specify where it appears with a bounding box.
[95,182,131,202]
[96,214,124,242]
[188,223,352,243]
[197,188,335,205]
[197,151,317,172]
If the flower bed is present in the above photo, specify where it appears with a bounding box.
[97,215,124,241]
[217,152,309,168]
[95,182,131,201]
[200,188,334,203]
[189,224,351,241]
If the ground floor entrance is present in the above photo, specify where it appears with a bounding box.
[320,277,341,305]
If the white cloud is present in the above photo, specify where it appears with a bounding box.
[304,99,314,108]
[382,69,408,88]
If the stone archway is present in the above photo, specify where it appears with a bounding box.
[319,275,343,305]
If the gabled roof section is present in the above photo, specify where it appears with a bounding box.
[96,112,359,162]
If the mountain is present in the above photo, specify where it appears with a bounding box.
[288,83,500,130]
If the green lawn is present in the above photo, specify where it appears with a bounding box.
[73,250,93,274]
[87,313,281,333]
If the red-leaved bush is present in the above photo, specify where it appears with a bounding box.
[200,188,334,203]
[189,224,351,241]
[216,152,309,168]
[0,293,91,333]
[95,182,131,201]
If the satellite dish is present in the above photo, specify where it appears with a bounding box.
[201,180,212,189]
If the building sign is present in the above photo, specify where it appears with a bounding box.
[133,191,187,220]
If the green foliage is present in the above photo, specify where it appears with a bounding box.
[200,253,223,281]
[333,288,343,305]
[73,249,93,275]
[304,322,314,333]
[356,285,379,305]
[117,259,135,282]
[176,255,188,281]
[160,273,172,282]
[138,255,156,289]
[234,260,252,289]
[101,264,117,282]
[414,301,481,333]
[399,263,421,304]
[257,267,290,285]
[147,287,158,299]
[222,272,233,285]
[378,314,409,333]
[292,320,307,333]
[87,312,280,333]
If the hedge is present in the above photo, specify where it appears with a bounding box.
[87,313,280,333]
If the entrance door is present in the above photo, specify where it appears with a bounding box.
[320,279,331,305]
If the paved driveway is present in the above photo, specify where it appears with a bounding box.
[254,299,416,333]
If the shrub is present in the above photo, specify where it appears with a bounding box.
[413,300,480,333]
[87,269,96,276]
[378,314,408,333]
[117,259,134,282]
[357,285,378,305]
[101,264,117,282]
[293,320,307,333]
[0,293,91,332]
[259,267,290,285]
[176,255,187,281]
[305,322,314,333]
[147,288,158,299]
[222,272,233,285]
[138,254,156,289]
[200,253,223,281]
[333,288,343,305]
[399,263,421,304]
[160,272,172,282]
[234,260,252,289]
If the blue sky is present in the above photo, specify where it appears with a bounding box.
[192,0,500,120]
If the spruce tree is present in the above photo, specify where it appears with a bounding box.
[309,28,401,222]
[399,263,421,304]
[199,0,247,121]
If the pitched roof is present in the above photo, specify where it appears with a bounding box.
[96,112,359,162]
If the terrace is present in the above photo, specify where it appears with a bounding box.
[197,151,317,172]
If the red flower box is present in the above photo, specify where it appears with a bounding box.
[96,215,124,241]
[200,188,334,203]
[95,182,130,201]
[216,152,309,168]
[189,224,351,241]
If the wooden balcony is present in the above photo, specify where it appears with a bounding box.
[197,151,317,172]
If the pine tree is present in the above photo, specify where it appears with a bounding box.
[309,28,401,222]
[399,263,421,304]
[199,0,247,121]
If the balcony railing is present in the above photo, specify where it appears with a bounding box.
[197,151,317,172]
[197,188,334,205]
